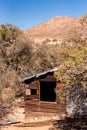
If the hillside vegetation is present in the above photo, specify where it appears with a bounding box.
[0,14,87,117]
[0,24,60,117]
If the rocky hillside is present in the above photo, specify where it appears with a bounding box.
[23,16,87,43]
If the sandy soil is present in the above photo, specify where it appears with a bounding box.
[0,98,53,130]
[1,125,51,130]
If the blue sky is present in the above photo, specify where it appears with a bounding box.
[0,0,87,30]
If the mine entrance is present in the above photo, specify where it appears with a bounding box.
[40,81,56,102]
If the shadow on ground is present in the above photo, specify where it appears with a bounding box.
[50,115,87,130]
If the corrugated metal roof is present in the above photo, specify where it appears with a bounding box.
[22,67,58,83]
[22,75,36,81]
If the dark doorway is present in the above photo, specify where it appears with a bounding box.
[40,81,56,102]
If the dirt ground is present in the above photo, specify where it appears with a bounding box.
[0,98,53,130]
[1,125,52,130]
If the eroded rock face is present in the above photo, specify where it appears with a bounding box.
[66,85,87,116]
[23,16,87,44]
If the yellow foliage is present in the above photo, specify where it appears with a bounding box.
[55,40,87,87]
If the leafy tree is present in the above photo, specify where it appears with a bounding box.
[0,24,22,44]
[55,39,87,115]
[55,42,87,86]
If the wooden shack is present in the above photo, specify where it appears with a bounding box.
[22,68,66,122]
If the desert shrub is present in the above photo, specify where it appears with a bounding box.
[55,39,87,116]
[0,24,22,43]
[34,43,60,72]
[80,13,87,24]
